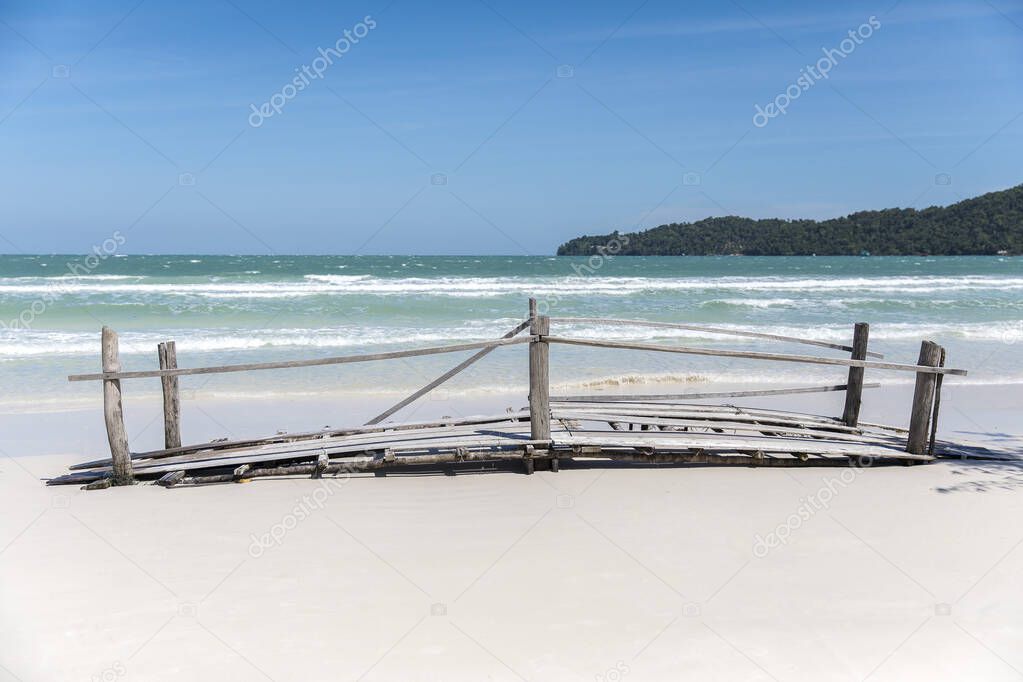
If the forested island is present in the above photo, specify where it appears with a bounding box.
[557,184,1022,256]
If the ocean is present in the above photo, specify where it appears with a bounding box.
[1,254,1021,412]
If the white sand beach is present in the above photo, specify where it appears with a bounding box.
[4,0,1021,677]
[2,384,1022,681]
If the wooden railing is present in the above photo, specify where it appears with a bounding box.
[68,298,966,485]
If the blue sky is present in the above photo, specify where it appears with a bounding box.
[1,0,1021,254]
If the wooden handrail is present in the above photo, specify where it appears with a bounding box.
[548,317,885,358]
[67,337,531,382]
[544,336,967,376]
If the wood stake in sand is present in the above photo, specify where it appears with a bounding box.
[102,327,133,486]
[842,322,870,427]
[158,341,181,450]
[907,340,942,455]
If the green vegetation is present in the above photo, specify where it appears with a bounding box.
[557,184,1023,256]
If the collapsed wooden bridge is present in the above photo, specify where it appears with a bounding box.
[50,299,971,489]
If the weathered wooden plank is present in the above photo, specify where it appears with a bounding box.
[82,432,556,477]
[157,341,181,449]
[121,424,928,478]
[858,421,908,434]
[119,425,538,473]
[557,411,903,445]
[552,400,845,419]
[71,410,532,469]
[157,470,185,487]
[552,405,859,431]
[553,382,880,404]
[555,432,932,459]
[132,419,540,467]
[366,319,530,425]
[548,316,885,358]
[576,450,907,467]
[544,336,967,376]
[68,337,532,382]
[176,449,534,486]
[102,327,133,486]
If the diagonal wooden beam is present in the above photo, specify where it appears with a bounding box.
[365,319,530,425]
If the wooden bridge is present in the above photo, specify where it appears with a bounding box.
[50,299,973,489]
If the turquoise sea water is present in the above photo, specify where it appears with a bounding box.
[1,255,1021,410]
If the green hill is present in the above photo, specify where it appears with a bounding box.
[556,184,1023,256]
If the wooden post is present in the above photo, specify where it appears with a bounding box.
[102,327,133,485]
[841,323,870,427]
[906,340,942,455]
[528,301,551,469]
[928,347,947,456]
[157,341,181,450]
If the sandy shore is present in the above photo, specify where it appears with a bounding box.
[2,384,1022,681]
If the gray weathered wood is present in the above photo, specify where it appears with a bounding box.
[552,401,866,430]
[842,323,870,426]
[906,340,943,455]
[928,347,947,457]
[72,410,532,469]
[529,313,551,442]
[157,341,181,449]
[366,319,530,425]
[556,432,932,460]
[553,406,862,433]
[68,336,531,382]
[57,301,967,488]
[544,336,966,376]
[575,451,904,467]
[86,431,554,477]
[175,449,534,486]
[557,411,903,445]
[549,316,885,358]
[157,470,185,487]
[102,327,133,486]
[554,382,880,404]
